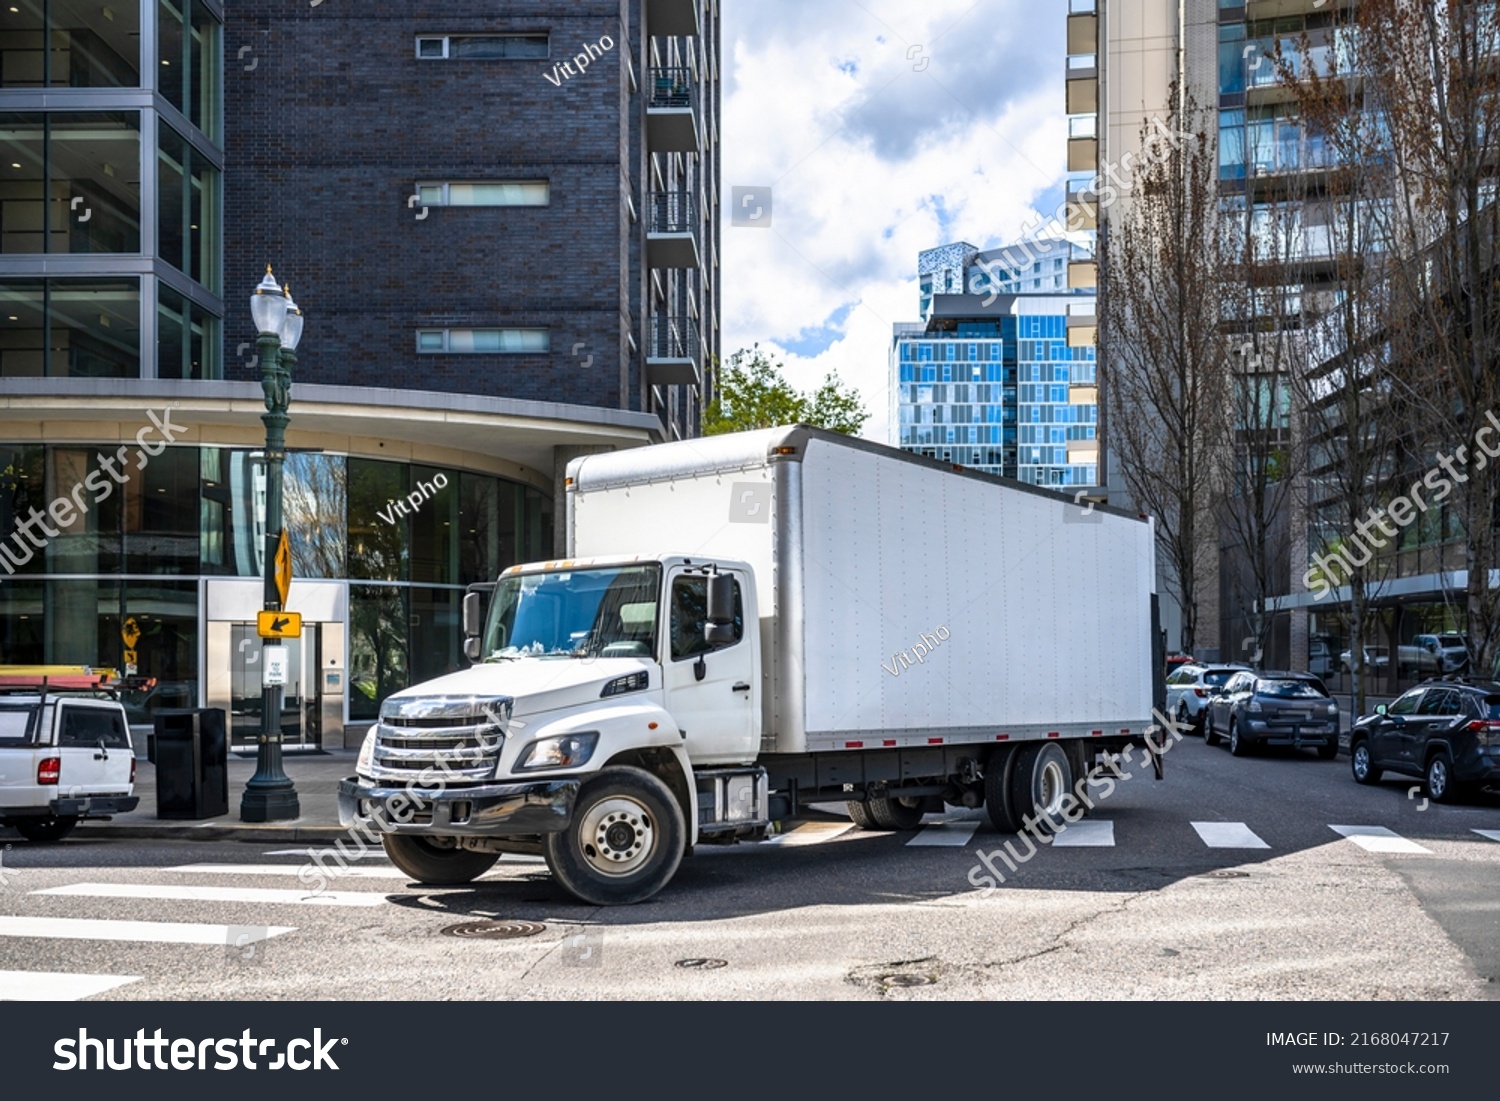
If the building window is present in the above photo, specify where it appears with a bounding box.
[415,35,549,60]
[1,0,142,88]
[158,0,222,140]
[0,112,142,254]
[415,181,549,207]
[158,122,219,289]
[0,277,140,378]
[415,328,550,354]
[157,283,219,380]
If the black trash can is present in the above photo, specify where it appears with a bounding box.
[154,708,229,820]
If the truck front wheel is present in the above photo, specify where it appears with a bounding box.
[543,766,685,905]
[383,835,499,885]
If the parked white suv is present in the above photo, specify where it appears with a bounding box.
[1166,663,1251,734]
[0,691,138,842]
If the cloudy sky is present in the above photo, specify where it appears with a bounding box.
[720,0,1069,443]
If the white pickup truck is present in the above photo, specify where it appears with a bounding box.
[339,427,1162,904]
[0,674,139,842]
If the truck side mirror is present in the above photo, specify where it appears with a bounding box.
[704,572,736,645]
[462,591,482,663]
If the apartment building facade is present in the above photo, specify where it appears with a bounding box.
[0,0,720,745]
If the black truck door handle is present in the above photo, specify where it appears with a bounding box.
[732,682,751,692]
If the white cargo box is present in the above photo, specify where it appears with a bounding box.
[568,426,1156,754]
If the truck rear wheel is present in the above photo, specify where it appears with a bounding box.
[382,835,499,885]
[866,793,925,830]
[846,800,877,829]
[984,745,1021,833]
[1008,743,1071,833]
[543,766,685,905]
[14,814,78,843]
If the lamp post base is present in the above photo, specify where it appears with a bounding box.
[239,782,301,822]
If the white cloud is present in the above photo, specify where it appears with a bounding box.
[722,0,1070,443]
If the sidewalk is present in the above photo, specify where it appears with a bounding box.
[72,749,359,843]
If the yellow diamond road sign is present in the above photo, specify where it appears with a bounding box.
[121,617,141,650]
[258,610,302,639]
[274,530,292,608]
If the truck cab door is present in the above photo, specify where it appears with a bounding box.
[660,568,758,764]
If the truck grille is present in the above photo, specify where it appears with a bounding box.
[368,695,513,784]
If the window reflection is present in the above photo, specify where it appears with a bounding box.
[0,0,141,89]
[284,452,347,579]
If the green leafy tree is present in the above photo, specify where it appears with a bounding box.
[703,345,869,436]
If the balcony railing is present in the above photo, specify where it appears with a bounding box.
[647,67,700,152]
[648,66,696,110]
[646,315,702,386]
[647,190,700,268]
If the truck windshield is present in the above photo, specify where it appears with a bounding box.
[482,565,661,661]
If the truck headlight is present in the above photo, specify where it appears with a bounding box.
[357,728,377,777]
[517,732,599,772]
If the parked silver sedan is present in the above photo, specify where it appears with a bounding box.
[1203,670,1341,759]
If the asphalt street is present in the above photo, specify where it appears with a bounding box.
[1,732,1497,1001]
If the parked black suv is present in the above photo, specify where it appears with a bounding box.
[1349,678,1500,802]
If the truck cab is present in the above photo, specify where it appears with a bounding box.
[0,677,139,842]
[340,555,764,905]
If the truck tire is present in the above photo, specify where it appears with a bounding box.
[866,793,925,830]
[14,814,78,843]
[1008,743,1071,834]
[983,745,1021,832]
[846,800,878,829]
[382,835,499,885]
[543,766,685,905]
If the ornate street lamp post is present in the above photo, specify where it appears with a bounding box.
[241,266,303,822]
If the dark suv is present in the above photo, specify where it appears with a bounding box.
[1349,678,1500,802]
[1203,670,1340,758]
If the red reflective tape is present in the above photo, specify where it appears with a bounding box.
[928,737,943,744]
[846,741,864,749]
[1091,729,1103,736]
[882,739,897,747]
[1119,727,1131,734]
[1047,731,1060,738]
[995,734,1009,740]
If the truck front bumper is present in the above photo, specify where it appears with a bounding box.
[338,777,579,836]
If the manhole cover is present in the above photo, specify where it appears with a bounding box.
[441,920,548,939]
[878,973,936,988]
[1200,870,1249,879]
[675,957,728,970]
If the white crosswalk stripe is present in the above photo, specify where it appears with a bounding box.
[1050,820,1115,847]
[0,915,294,945]
[0,970,139,1001]
[906,821,980,847]
[1473,829,1500,843]
[32,882,390,907]
[1192,821,1270,849]
[764,821,856,847]
[1329,825,1433,854]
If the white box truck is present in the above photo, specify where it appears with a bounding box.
[339,427,1162,904]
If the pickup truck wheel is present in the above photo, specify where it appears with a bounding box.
[846,799,878,829]
[984,745,1021,833]
[14,814,77,842]
[1350,740,1381,784]
[1008,743,1072,833]
[866,793,925,830]
[543,766,684,905]
[382,835,499,885]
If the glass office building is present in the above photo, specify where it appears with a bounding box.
[893,295,1097,488]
